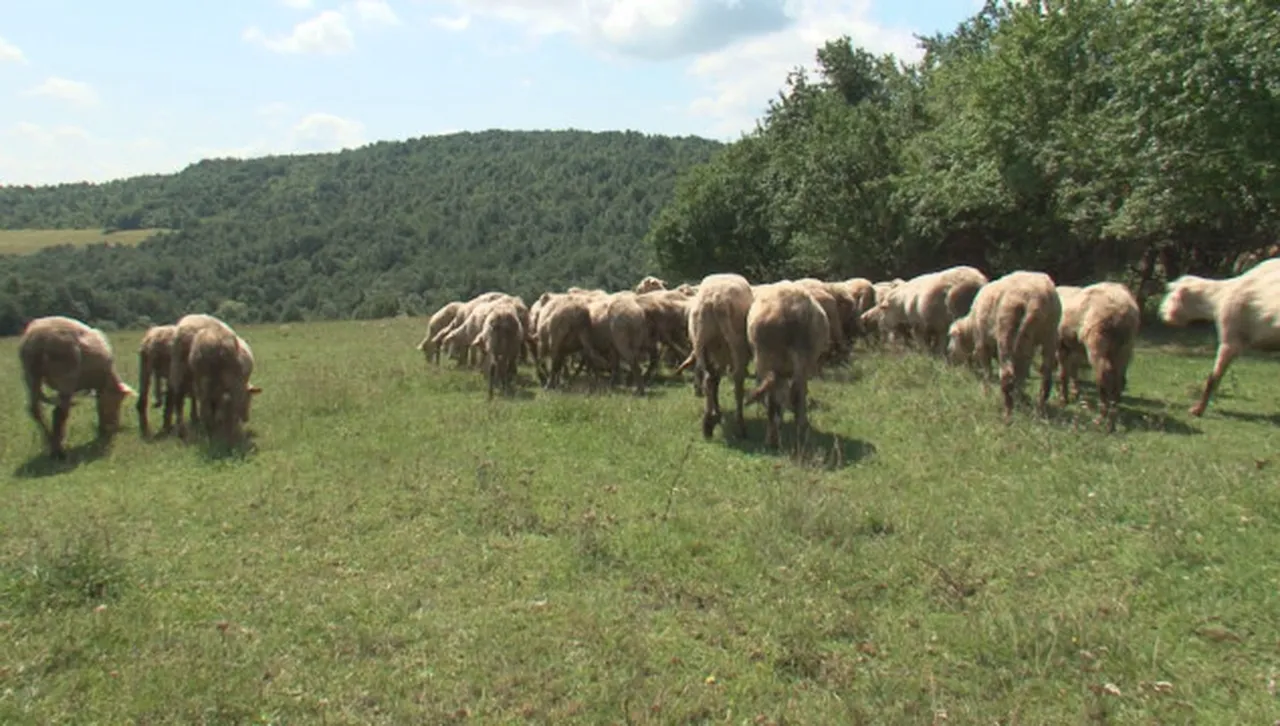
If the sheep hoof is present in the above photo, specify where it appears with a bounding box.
[702,412,721,439]
[1187,405,1205,418]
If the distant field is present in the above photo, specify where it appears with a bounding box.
[1,317,1278,724]
[0,228,167,255]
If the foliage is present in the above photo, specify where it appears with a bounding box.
[1,318,1278,722]
[648,0,1280,292]
[0,130,722,335]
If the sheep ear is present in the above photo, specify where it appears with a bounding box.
[247,385,263,395]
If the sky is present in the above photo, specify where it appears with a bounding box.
[0,0,983,186]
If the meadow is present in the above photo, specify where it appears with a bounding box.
[1,316,1277,724]
[0,229,166,256]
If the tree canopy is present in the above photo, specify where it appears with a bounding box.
[0,130,722,335]
[647,0,1280,303]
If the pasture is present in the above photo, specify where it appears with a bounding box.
[1,316,1277,724]
[0,228,166,256]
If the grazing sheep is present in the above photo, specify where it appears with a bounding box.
[437,294,527,368]
[188,325,262,442]
[864,266,988,354]
[634,276,668,294]
[534,292,611,389]
[166,313,242,438]
[795,278,848,361]
[1159,257,1280,417]
[18,316,137,459]
[136,323,180,436]
[472,301,525,399]
[947,271,1062,420]
[675,273,755,439]
[432,292,509,366]
[416,301,463,364]
[1058,282,1141,430]
[594,292,653,394]
[636,288,693,379]
[746,282,831,449]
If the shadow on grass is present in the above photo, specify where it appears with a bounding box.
[1042,398,1203,436]
[1213,409,1280,427]
[726,417,877,470]
[189,429,260,462]
[12,437,114,479]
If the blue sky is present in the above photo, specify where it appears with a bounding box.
[0,0,981,186]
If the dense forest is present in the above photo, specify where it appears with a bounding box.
[648,0,1279,308]
[2,0,1277,336]
[0,131,722,335]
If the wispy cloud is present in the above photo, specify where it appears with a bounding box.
[243,10,356,54]
[25,77,100,107]
[0,35,25,64]
[349,0,401,26]
[430,14,472,32]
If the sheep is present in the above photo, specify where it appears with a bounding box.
[416,301,463,364]
[675,273,755,439]
[636,288,693,380]
[795,278,848,361]
[863,266,988,354]
[188,325,262,443]
[471,301,525,399]
[1159,257,1280,417]
[167,313,248,438]
[1057,282,1141,430]
[534,292,611,389]
[136,323,180,436]
[947,271,1062,421]
[432,292,509,366]
[17,316,137,459]
[634,276,668,294]
[745,282,831,449]
[437,294,527,368]
[590,291,652,394]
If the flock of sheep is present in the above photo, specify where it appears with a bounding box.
[17,313,261,459]
[12,256,1280,460]
[416,257,1280,446]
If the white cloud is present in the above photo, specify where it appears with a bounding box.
[288,112,367,152]
[24,76,100,107]
[684,0,924,136]
[430,14,472,32]
[0,109,369,185]
[0,123,188,185]
[441,0,925,137]
[243,10,356,54]
[0,36,26,64]
[349,0,401,26]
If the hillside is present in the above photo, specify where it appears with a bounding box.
[0,130,724,335]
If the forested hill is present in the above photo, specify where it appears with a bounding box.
[0,129,723,335]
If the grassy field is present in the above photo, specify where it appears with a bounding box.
[0,228,167,255]
[1,316,1277,724]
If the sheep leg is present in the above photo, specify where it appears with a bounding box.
[702,367,722,439]
[1037,341,1055,415]
[1057,344,1073,406]
[764,391,781,449]
[731,366,747,438]
[50,394,73,459]
[25,375,56,450]
[791,377,809,449]
[137,357,152,435]
[1190,343,1237,417]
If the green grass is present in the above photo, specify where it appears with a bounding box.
[0,228,167,255]
[1,317,1278,724]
